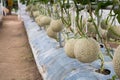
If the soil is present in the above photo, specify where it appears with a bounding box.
[95,69,111,75]
[0,15,43,80]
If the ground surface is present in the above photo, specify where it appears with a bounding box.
[0,15,42,80]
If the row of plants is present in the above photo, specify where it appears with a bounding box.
[25,0,120,79]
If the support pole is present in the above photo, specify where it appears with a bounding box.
[58,32,62,47]
[17,0,21,20]
[1,0,3,15]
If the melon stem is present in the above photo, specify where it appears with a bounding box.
[98,53,105,73]
[73,0,87,37]
[111,14,117,26]
[106,5,115,25]
[88,2,113,59]
[58,0,74,40]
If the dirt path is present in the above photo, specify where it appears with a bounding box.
[0,15,42,80]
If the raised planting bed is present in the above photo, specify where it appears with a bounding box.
[19,4,119,80]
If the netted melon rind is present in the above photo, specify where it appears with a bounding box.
[64,39,77,58]
[35,15,44,23]
[113,45,120,78]
[107,26,120,40]
[33,11,39,18]
[87,22,96,34]
[50,19,63,32]
[99,27,107,39]
[74,38,100,63]
[38,16,51,27]
[101,20,109,30]
[47,27,57,39]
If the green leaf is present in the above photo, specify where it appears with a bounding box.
[113,5,120,14]
[117,13,120,23]
[95,1,113,15]
[75,0,95,5]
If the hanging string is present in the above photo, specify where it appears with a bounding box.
[85,5,88,33]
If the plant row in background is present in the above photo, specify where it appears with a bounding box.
[25,0,120,79]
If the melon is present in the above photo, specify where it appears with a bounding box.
[47,27,57,39]
[107,26,120,40]
[53,4,57,13]
[31,5,38,11]
[26,4,32,11]
[74,38,100,63]
[35,16,40,23]
[38,16,51,27]
[113,45,120,78]
[33,11,39,18]
[86,22,97,37]
[99,27,107,39]
[87,22,96,33]
[64,39,77,58]
[35,15,44,23]
[101,19,109,30]
[50,19,63,32]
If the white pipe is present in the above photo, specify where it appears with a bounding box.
[85,5,88,33]
[18,0,20,7]
[17,0,21,20]
[71,5,76,34]
[1,0,3,15]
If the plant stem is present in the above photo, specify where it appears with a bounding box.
[73,0,86,37]
[98,52,104,73]
[88,2,113,59]
[106,5,115,25]
[59,0,73,33]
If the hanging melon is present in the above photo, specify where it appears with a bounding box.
[87,22,96,37]
[31,5,38,11]
[38,16,51,27]
[26,5,32,11]
[107,26,120,40]
[74,38,100,63]
[99,27,107,39]
[64,39,77,58]
[47,27,57,39]
[50,19,63,32]
[33,11,39,18]
[101,19,109,30]
[113,45,120,78]
[87,22,96,33]
[35,15,44,23]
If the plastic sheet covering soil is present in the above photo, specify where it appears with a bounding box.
[19,4,119,80]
